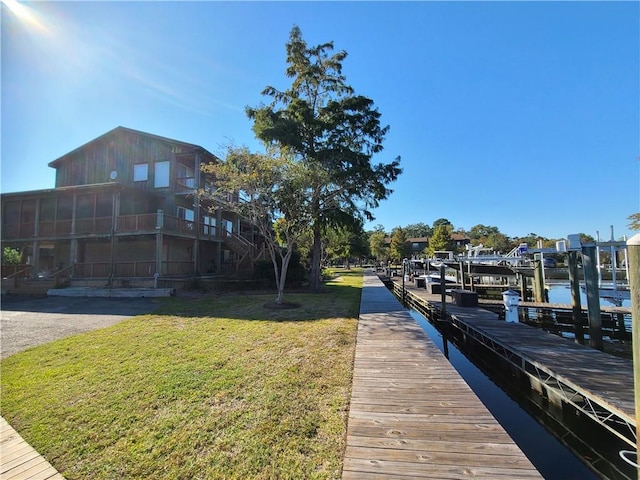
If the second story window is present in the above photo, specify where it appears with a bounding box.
[176,163,195,189]
[154,161,170,188]
[134,164,148,182]
[177,206,194,221]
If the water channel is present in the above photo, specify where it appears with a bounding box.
[407,299,635,479]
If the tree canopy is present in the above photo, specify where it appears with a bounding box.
[200,147,309,304]
[390,227,411,263]
[247,26,401,291]
[427,224,454,257]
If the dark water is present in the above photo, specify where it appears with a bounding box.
[409,310,609,480]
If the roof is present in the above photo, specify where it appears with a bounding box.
[48,126,208,168]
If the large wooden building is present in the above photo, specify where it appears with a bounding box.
[2,127,264,286]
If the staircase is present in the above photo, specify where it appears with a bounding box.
[2,277,54,295]
[222,231,266,276]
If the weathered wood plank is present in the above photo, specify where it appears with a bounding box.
[342,272,542,479]
[343,456,543,479]
[406,283,636,422]
[0,417,65,480]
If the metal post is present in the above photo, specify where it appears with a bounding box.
[627,233,640,474]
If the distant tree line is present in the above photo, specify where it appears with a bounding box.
[366,220,605,265]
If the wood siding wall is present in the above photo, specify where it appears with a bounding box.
[55,130,194,190]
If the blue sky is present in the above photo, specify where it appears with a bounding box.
[2,1,638,241]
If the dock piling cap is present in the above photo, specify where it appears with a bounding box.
[502,289,520,307]
[627,233,640,246]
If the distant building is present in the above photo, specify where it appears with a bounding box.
[1,127,265,284]
[452,232,471,248]
[383,234,470,258]
[408,237,429,256]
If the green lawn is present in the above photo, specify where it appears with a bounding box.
[1,269,362,480]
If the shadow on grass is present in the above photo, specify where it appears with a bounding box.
[0,295,161,316]
[0,270,364,323]
[155,282,363,322]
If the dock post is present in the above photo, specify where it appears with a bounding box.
[567,250,585,345]
[627,233,640,473]
[533,255,545,303]
[582,244,603,350]
[440,263,446,320]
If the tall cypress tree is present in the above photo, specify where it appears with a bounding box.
[247,26,401,291]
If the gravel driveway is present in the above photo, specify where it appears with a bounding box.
[1,295,161,359]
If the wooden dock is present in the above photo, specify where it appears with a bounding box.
[393,279,636,450]
[0,417,64,480]
[342,272,542,479]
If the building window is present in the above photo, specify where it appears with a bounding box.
[176,163,195,189]
[222,219,233,234]
[134,164,148,182]
[154,161,170,188]
[204,181,216,194]
[203,215,216,236]
[177,207,194,222]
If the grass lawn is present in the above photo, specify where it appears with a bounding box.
[1,269,363,479]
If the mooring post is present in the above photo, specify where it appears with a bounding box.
[402,259,406,307]
[581,244,603,350]
[533,254,545,303]
[567,250,585,345]
[440,262,447,321]
[627,233,640,473]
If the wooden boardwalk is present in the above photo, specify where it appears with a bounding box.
[400,281,636,448]
[342,272,542,479]
[0,417,64,480]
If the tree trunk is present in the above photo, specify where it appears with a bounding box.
[309,225,322,292]
[276,249,293,305]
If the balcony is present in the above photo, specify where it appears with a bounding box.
[2,213,251,244]
[176,176,196,194]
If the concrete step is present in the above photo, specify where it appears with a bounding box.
[47,287,175,298]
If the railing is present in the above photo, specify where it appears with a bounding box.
[163,215,195,235]
[3,213,260,253]
[38,220,73,237]
[72,261,157,278]
[176,177,196,192]
[162,261,194,276]
[117,214,157,232]
[76,217,112,235]
[73,262,111,278]
[222,228,254,248]
[50,264,73,287]
[114,261,156,277]
[1,264,32,278]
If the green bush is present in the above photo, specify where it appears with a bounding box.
[254,250,306,285]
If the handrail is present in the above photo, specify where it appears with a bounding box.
[3,265,32,279]
[223,228,254,248]
[49,264,74,279]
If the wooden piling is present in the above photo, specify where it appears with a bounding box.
[567,250,585,345]
[533,255,545,303]
[582,244,603,350]
[628,233,640,477]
